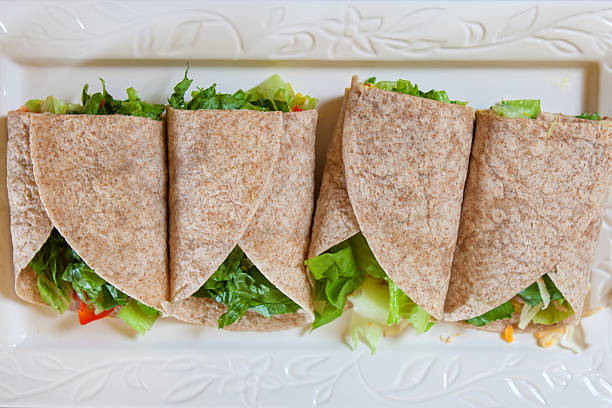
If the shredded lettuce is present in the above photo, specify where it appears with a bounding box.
[168,69,317,112]
[363,77,466,105]
[491,99,540,119]
[28,229,159,334]
[192,246,300,329]
[576,112,601,120]
[81,79,165,120]
[465,274,573,328]
[305,233,432,352]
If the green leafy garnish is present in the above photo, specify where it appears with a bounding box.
[576,112,601,120]
[81,79,165,120]
[465,301,515,327]
[168,70,317,112]
[25,95,82,114]
[305,233,432,352]
[28,229,159,334]
[491,99,540,119]
[192,246,301,329]
[363,77,466,105]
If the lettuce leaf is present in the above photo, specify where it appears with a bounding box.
[28,229,158,334]
[492,99,540,119]
[81,79,165,120]
[532,300,574,325]
[517,274,564,306]
[465,301,516,327]
[117,299,160,335]
[305,233,433,341]
[465,274,573,327]
[576,112,601,120]
[387,280,433,333]
[245,74,318,111]
[192,246,300,328]
[25,95,82,114]
[169,70,317,112]
[363,77,466,105]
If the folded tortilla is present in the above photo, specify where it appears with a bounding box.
[309,76,474,319]
[7,111,168,310]
[444,110,612,327]
[164,107,316,330]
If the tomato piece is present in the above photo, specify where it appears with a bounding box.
[76,297,114,325]
[291,105,303,112]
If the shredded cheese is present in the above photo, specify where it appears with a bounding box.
[518,303,543,329]
[440,333,461,344]
[501,325,514,343]
[536,278,551,309]
[383,324,401,337]
[534,327,566,349]
[582,306,604,318]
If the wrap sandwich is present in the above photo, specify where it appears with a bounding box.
[443,100,612,344]
[162,72,318,331]
[306,76,474,351]
[7,82,167,334]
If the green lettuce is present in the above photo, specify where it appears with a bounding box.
[465,301,515,327]
[305,233,433,352]
[532,300,574,325]
[29,229,159,334]
[192,246,300,328]
[491,99,540,119]
[81,79,165,120]
[363,77,466,105]
[169,69,317,112]
[517,275,564,306]
[576,112,601,120]
[25,95,82,114]
[465,274,573,327]
[117,299,160,335]
[245,74,318,111]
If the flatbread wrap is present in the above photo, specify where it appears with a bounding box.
[444,101,612,336]
[7,83,167,334]
[306,76,474,351]
[163,72,318,331]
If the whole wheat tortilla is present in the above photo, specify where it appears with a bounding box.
[337,76,474,319]
[308,90,360,259]
[7,112,53,304]
[163,297,311,331]
[444,110,612,325]
[165,108,316,328]
[7,111,168,310]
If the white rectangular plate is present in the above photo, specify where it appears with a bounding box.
[1,1,612,407]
